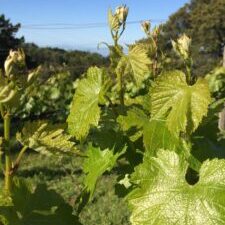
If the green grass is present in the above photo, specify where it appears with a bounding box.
[1,152,131,225]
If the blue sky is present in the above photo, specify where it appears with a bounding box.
[1,0,189,52]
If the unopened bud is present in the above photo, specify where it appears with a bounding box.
[152,26,161,38]
[115,5,128,23]
[141,20,151,35]
[178,34,191,54]
[172,34,191,60]
[4,49,26,78]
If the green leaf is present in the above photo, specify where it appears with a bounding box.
[128,149,225,225]
[67,67,108,141]
[116,44,151,86]
[202,98,225,126]
[0,179,79,225]
[143,119,180,157]
[0,67,41,114]
[151,70,211,136]
[83,145,126,199]
[89,107,127,152]
[205,67,225,95]
[192,98,225,163]
[125,93,151,113]
[108,8,120,32]
[118,107,149,131]
[0,75,18,104]
[117,106,149,141]
[16,121,76,156]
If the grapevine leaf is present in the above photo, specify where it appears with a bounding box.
[151,70,211,136]
[91,128,127,153]
[128,149,225,225]
[143,119,180,157]
[83,145,126,199]
[0,66,41,112]
[116,44,151,86]
[89,108,127,152]
[0,179,79,225]
[16,121,76,156]
[67,67,108,141]
[108,9,120,32]
[201,98,225,126]
[205,67,225,95]
[118,107,149,131]
[125,93,151,113]
[0,73,19,104]
[117,106,149,141]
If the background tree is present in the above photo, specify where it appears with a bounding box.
[159,0,225,76]
[0,14,24,68]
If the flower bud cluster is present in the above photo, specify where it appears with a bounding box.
[115,5,128,24]
[141,21,151,36]
[141,20,161,41]
[108,5,129,33]
[172,34,191,60]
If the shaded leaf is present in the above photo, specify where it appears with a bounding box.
[0,179,79,225]
[205,67,225,96]
[117,106,149,141]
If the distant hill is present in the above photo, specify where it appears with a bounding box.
[23,43,109,79]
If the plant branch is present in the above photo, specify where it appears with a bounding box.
[4,113,12,193]
[117,72,124,106]
[0,104,5,119]
[11,146,28,175]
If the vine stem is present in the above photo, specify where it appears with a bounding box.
[111,26,125,106]
[4,113,12,194]
[0,104,3,172]
[117,72,124,106]
[186,63,191,85]
[0,104,4,118]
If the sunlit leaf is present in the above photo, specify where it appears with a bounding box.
[116,44,151,86]
[151,70,211,136]
[128,149,225,225]
[16,121,76,156]
[143,119,180,156]
[83,145,126,199]
[67,67,108,141]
